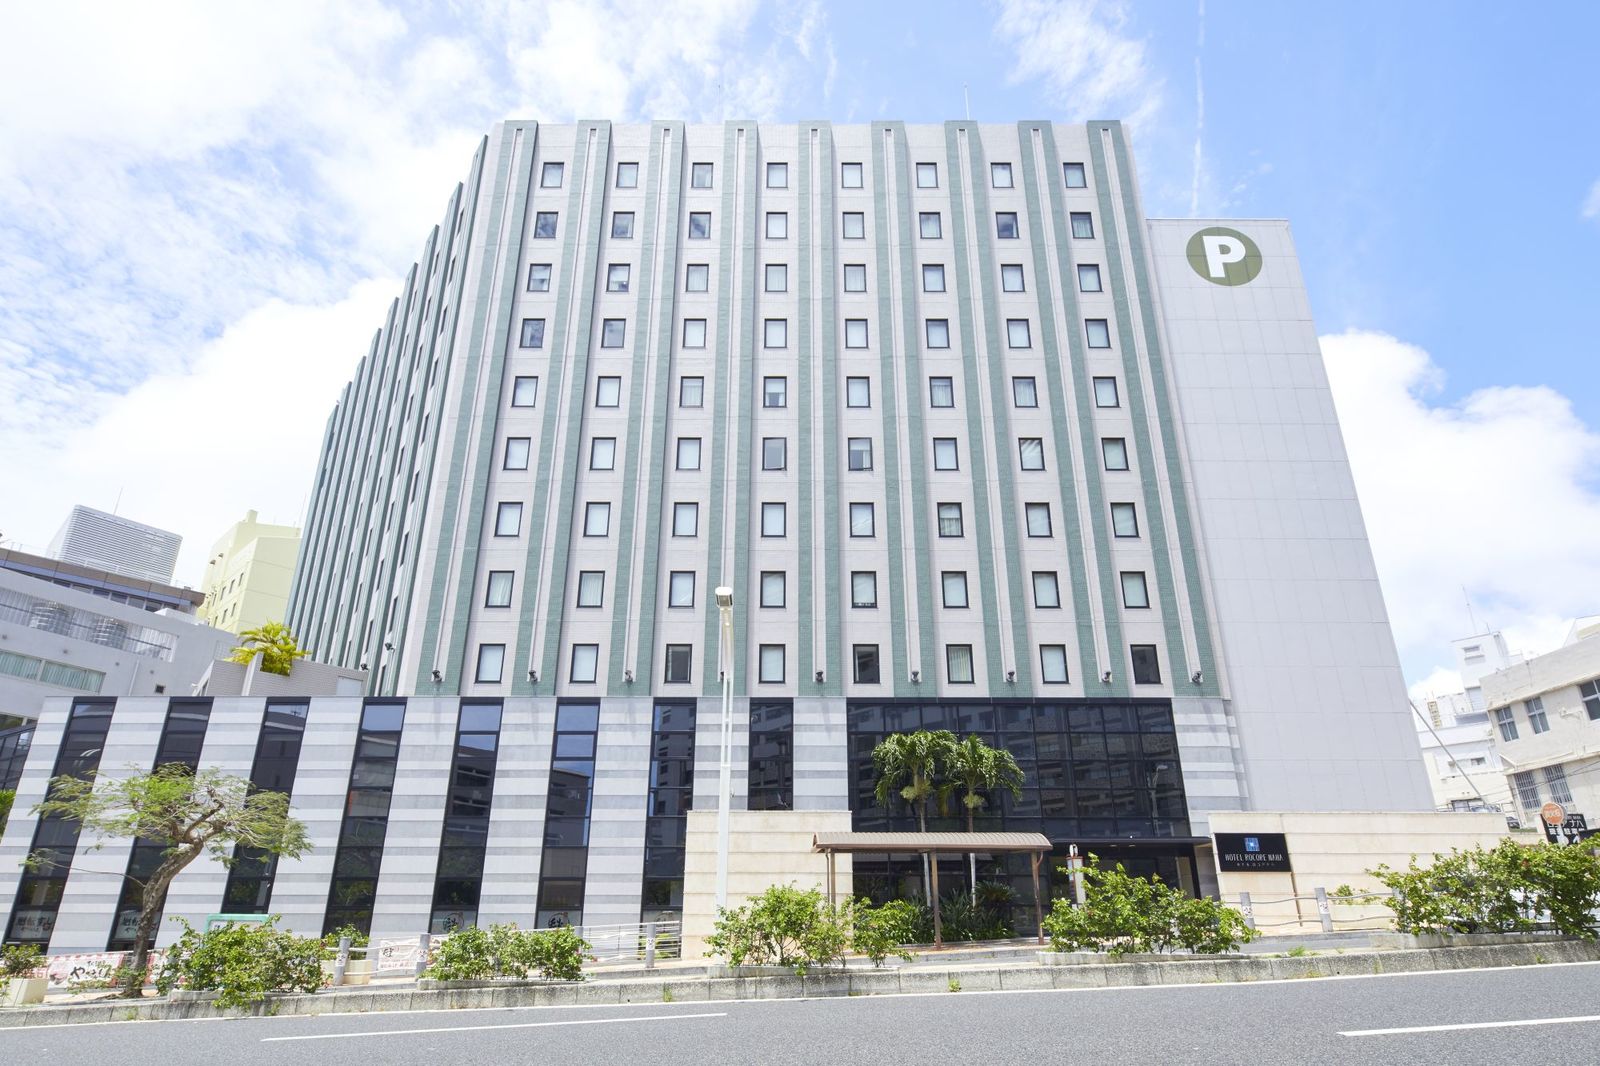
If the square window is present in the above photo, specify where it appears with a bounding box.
[937,502,963,537]
[916,162,938,188]
[919,212,942,239]
[766,161,788,188]
[576,570,605,608]
[1064,162,1087,188]
[1093,376,1120,407]
[851,570,878,608]
[1085,319,1111,348]
[683,318,707,348]
[766,212,788,239]
[848,437,873,471]
[1033,571,1060,608]
[688,212,711,239]
[476,643,506,684]
[1013,376,1038,407]
[929,377,954,408]
[843,263,867,292]
[1025,502,1052,537]
[842,212,865,239]
[762,437,787,471]
[849,501,875,537]
[933,437,959,470]
[1495,706,1520,743]
[1121,571,1149,609]
[1040,645,1069,684]
[589,437,616,470]
[841,162,863,188]
[1078,264,1102,292]
[679,376,704,407]
[607,263,630,292]
[673,502,699,537]
[846,377,871,407]
[664,644,692,683]
[584,501,611,536]
[845,319,868,348]
[520,318,545,348]
[764,376,788,408]
[991,162,1014,188]
[1001,264,1025,292]
[1131,644,1161,685]
[922,264,946,292]
[512,376,539,407]
[759,644,785,683]
[765,263,787,292]
[1018,438,1045,471]
[760,570,786,608]
[942,570,969,608]
[686,263,709,292]
[486,570,515,608]
[612,212,634,238]
[926,319,950,348]
[1102,437,1128,470]
[534,212,558,238]
[761,501,786,537]
[996,212,1019,239]
[601,318,626,348]
[616,161,639,188]
[541,161,564,188]
[691,162,714,188]
[1111,502,1139,537]
[1527,696,1550,734]
[676,437,701,470]
[527,263,552,292]
[504,437,531,470]
[495,502,523,537]
[1071,212,1094,239]
[853,644,881,684]
[946,644,975,684]
[765,318,788,348]
[1007,319,1031,348]
[596,376,622,407]
[668,570,695,607]
[570,643,599,683]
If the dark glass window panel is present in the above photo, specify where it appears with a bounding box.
[751,702,793,730]
[360,704,406,732]
[1130,646,1161,685]
[556,703,600,732]
[539,879,585,910]
[222,878,267,911]
[883,704,921,733]
[651,734,695,760]
[551,759,595,783]
[540,847,589,879]
[543,818,589,846]
[448,793,492,819]
[433,879,482,907]
[545,781,593,819]
[649,759,694,790]
[555,734,596,759]
[1039,789,1076,817]
[1071,732,1107,760]
[642,879,684,908]
[644,847,686,877]
[646,817,687,847]
[459,704,502,733]
[649,789,691,817]
[952,704,996,733]
[846,703,884,732]
[1101,704,1139,732]
[350,760,397,789]
[441,818,491,847]
[1034,759,1071,792]
[1067,704,1103,732]
[1035,733,1068,761]
[997,704,1033,731]
[1141,732,1179,760]
[333,847,385,878]
[16,878,67,907]
[653,703,696,732]
[1138,705,1175,732]
[346,787,397,818]
[356,735,401,760]
[457,733,498,754]
[1104,733,1138,760]
[997,732,1036,763]
[1033,704,1067,731]
[920,703,955,731]
[340,816,390,846]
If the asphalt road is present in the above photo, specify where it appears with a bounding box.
[6,961,1600,1065]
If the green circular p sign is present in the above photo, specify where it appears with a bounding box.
[1186,226,1262,286]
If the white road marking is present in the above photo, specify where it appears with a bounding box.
[259,1010,726,1042]
[1341,1014,1600,1037]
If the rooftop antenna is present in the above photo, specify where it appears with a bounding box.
[1463,586,1481,635]
[112,487,123,515]
[963,83,971,120]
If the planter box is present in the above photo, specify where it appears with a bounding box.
[707,964,798,979]
[1037,951,1249,966]
[416,977,583,991]
[1369,930,1574,951]
[1,978,47,1007]
[320,958,374,986]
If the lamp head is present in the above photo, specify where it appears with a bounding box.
[714,586,734,609]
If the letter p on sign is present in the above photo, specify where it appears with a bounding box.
[1185,226,1262,286]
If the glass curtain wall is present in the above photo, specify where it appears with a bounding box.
[429,700,504,933]
[747,700,793,812]
[323,701,407,935]
[536,701,599,929]
[220,701,311,913]
[641,700,695,923]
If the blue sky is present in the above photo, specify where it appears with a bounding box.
[0,0,1596,691]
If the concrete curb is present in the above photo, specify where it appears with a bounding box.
[3,940,1596,1028]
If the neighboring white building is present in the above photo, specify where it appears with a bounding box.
[1481,621,1600,834]
[1412,631,1520,812]
[48,505,182,586]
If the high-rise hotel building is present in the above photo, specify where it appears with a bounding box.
[2,121,1432,950]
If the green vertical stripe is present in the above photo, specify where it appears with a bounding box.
[815,127,843,694]
[795,124,816,691]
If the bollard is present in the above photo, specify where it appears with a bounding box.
[1314,887,1333,933]
[644,922,657,970]
[332,935,351,986]
[415,932,431,978]
[1239,891,1255,930]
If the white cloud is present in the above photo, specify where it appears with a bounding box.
[993,0,1162,129]
[1322,330,1600,686]
[1584,178,1600,220]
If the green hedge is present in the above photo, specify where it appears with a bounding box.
[156,917,324,1009]
[424,924,591,982]
[705,885,920,973]
[1042,857,1255,956]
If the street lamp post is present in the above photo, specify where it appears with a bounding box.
[713,586,735,912]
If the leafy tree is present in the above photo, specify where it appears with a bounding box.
[872,730,955,905]
[704,884,853,974]
[0,788,13,838]
[1369,840,1600,938]
[1042,856,1255,956]
[156,917,323,1009]
[226,621,308,676]
[29,764,310,998]
[941,734,1025,891]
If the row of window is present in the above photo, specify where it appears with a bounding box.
[1494,680,1600,741]
[528,205,1093,246]
[1511,764,1576,811]
[475,639,1163,688]
[538,158,1090,195]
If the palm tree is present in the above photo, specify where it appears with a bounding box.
[227,621,308,676]
[872,729,955,904]
[942,734,1025,892]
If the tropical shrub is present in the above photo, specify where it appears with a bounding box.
[423,924,591,982]
[849,898,919,967]
[1042,857,1255,956]
[319,923,370,961]
[704,884,853,974]
[1,943,43,995]
[1369,841,1600,938]
[156,917,324,1009]
[0,788,14,838]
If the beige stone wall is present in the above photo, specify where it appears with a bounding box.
[1206,810,1529,935]
[681,810,854,958]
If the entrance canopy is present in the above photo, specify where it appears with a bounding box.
[812,832,1053,948]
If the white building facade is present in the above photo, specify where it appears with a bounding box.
[48,506,182,586]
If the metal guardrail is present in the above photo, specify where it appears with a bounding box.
[1234,889,1397,932]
